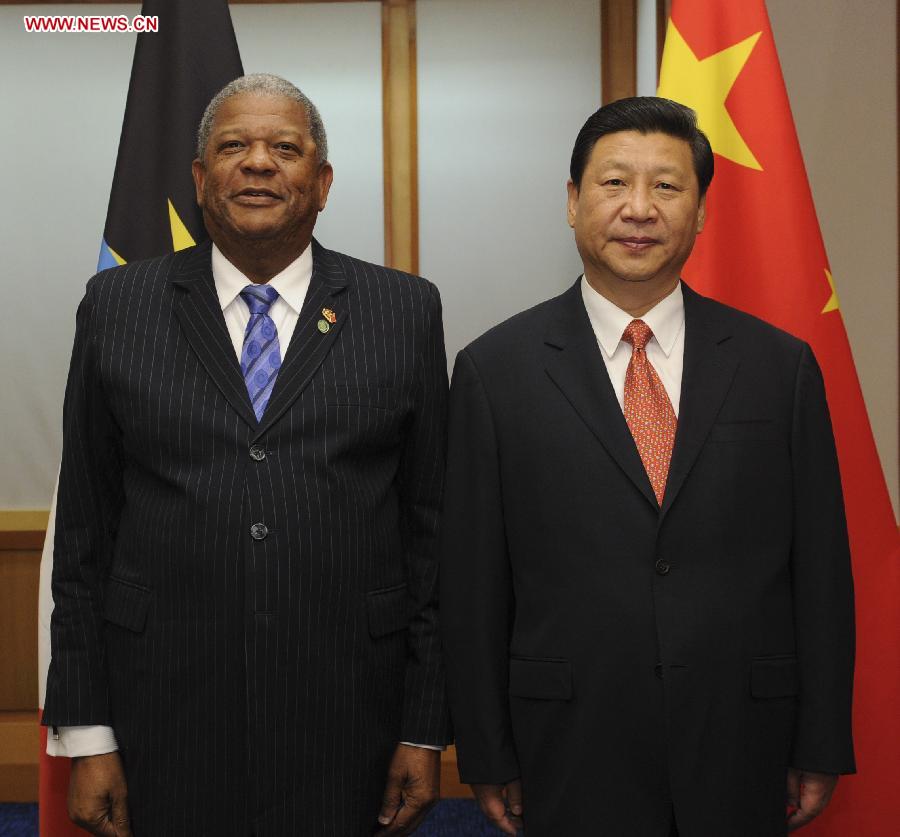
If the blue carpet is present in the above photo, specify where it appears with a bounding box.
[0,800,501,836]
[0,804,37,837]
[419,799,506,835]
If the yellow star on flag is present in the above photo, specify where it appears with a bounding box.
[168,199,197,252]
[821,268,840,314]
[658,21,762,171]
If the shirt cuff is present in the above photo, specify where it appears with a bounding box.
[400,741,446,752]
[46,725,119,758]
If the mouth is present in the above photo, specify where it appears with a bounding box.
[615,237,659,251]
[233,188,282,205]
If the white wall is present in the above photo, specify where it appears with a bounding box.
[0,2,382,508]
[417,0,601,357]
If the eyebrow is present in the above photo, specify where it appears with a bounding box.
[596,158,686,175]
[213,125,305,139]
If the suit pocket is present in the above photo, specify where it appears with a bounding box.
[750,655,799,699]
[509,657,573,701]
[103,576,151,634]
[367,582,409,638]
[709,419,779,443]
[325,384,396,411]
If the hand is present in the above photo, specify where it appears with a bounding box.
[471,780,523,836]
[376,744,441,835]
[786,768,839,831]
[68,752,132,836]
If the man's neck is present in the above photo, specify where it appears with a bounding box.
[583,272,680,318]
[213,237,311,284]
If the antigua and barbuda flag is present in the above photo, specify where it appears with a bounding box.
[658,1,899,833]
[38,2,242,834]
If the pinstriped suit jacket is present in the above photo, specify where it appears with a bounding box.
[44,239,452,836]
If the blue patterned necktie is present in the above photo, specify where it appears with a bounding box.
[239,284,282,421]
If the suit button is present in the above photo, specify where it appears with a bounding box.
[654,663,664,680]
[250,523,268,540]
[249,445,266,461]
[654,559,671,576]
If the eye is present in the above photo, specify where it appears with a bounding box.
[218,140,243,152]
[275,143,300,154]
[656,181,677,190]
[603,178,625,187]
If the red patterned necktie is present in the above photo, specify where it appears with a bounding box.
[622,319,677,505]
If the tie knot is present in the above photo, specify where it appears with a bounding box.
[240,284,279,315]
[622,319,653,351]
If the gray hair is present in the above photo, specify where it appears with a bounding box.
[196,73,328,163]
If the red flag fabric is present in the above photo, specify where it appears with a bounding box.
[658,1,899,833]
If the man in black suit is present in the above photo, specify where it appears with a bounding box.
[441,98,855,836]
[43,73,450,837]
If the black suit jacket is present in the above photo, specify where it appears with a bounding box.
[44,239,452,836]
[441,280,855,837]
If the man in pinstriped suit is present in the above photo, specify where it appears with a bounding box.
[43,74,451,836]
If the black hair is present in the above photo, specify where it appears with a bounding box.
[569,97,714,196]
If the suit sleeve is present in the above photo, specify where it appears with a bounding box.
[440,348,520,784]
[789,342,856,774]
[396,280,452,746]
[42,279,124,728]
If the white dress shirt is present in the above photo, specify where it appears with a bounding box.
[214,242,312,359]
[50,243,439,755]
[580,277,685,417]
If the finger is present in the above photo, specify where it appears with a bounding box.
[376,798,434,836]
[506,779,524,818]
[799,778,832,818]
[378,776,439,836]
[87,814,119,837]
[110,793,133,837]
[378,773,405,827]
[787,782,831,832]
[69,804,116,837]
[478,795,517,836]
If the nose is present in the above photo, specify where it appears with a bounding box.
[241,141,276,173]
[621,186,657,223]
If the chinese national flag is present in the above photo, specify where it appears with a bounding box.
[658,1,900,833]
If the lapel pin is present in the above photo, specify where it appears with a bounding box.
[317,319,330,334]
[322,308,337,324]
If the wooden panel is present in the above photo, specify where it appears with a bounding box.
[0,549,40,711]
[0,511,48,551]
[440,746,472,798]
[0,530,44,550]
[600,0,637,104]
[381,0,418,275]
[0,711,39,802]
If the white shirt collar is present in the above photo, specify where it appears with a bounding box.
[581,278,684,359]
[211,242,313,314]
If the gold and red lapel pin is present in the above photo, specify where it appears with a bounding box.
[317,308,337,334]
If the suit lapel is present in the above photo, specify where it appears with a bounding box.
[253,240,349,439]
[660,283,739,520]
[544,281,658,510]
[170,241,259,429]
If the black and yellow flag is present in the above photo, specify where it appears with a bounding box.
[98,0,243,268]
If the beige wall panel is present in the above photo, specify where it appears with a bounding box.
[767,0,898,515]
